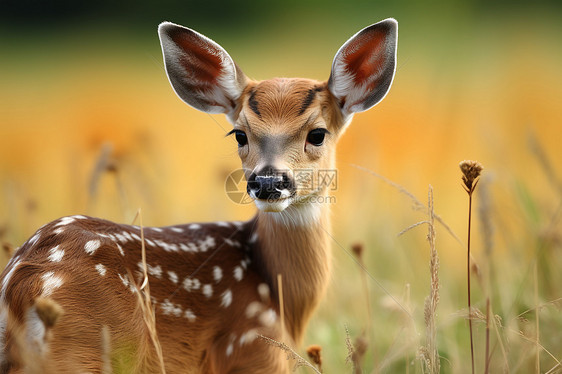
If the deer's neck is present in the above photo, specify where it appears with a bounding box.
[251,202,331,343]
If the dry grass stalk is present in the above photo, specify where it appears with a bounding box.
[460,160,482,374]
[277,273,285,342]
[485,298,490,374]
[534,263,540,374]
[344,325,367,374]
[351,242,373,347]
[101,326,113,374]
[419,186,440,374]
[130,209,166,374]
[258,334,321,374]
[306,345,323,372]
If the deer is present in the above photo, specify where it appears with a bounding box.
[0,18,397,373]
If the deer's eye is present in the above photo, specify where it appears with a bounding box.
[306,128,329,146]
[229,130,248,147]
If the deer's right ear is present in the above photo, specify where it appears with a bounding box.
[158,22,248,117]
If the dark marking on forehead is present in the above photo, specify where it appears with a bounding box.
[298,86,323,116]
[248,89,261,118]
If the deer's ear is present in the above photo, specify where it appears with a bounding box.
[328,19,397,119]
[158,22,248,117]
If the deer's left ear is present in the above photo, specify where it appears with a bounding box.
[328,19,398,119]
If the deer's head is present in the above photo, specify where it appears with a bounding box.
[159,20,397,216]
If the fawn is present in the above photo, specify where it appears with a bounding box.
[0,18,397,373]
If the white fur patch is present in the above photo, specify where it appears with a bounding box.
[202,284,213,298]
[248,232,258,244]
[1,260,20,300]
[213,266,223,283]
[41,271,64,297]
[48,245,64,262]
[138,263,163,279]
[198,236,215,252]
[171,227,184,233]
[84,239,101,255]
[183,277,201,292]
[160,299,182,317]
[184,309,196,322]
[259,308,277,327]
[233,266,243,282]
[95,264,107,276]
[116,244,125,256]
[167,271,179,284]
[239,329,258,346]
[220,289,233,308]
[188,224,201,230]
[55,216,75,227]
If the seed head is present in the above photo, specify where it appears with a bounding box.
[351,242,364,260]
[459,160,483,194]
[306,345,323,370]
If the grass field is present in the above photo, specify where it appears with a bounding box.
[1,4,562,373]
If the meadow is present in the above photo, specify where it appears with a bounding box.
[1,2,562,373]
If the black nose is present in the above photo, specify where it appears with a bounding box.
[247,166,294,200]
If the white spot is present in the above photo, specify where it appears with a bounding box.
[152,227,163,233]
[188,224,201,230]
[116,243,125,256]
[202,284,213,298]
[226,343,233,357]
[28,233,41,246]
[138,263,162,279]
[1,260,21,300]
[182,278,201,292]
[239,329,258,346]
[245,301,263,319]
[85,239,101,255]
[258,283,270,302]
[115,233,127,243]
[95,264,107,276]
[240,257,251,270]
[259,308,277,327]
[216,221,229,228]
[180,242,198,253]
[167,271,178,284]
[232,221,243,229]
[155,240,179,252]
[184,309,196,322]
[220,289,232,308]
[131,233,141,241]
[47,245,64,262]
[224,238,241,248]
[160,299,182,317]
[233,266,244,282]
[213,266,223,283]
[145,239,155,247]
[41,271,64,297]
[72,215,87,220]
[122,231,133,241]
[119,274,130,289]
[0,308,6,360]
[249,232,258,244]
[171,227,184,233]
[55,217,75,227]
[53,227,65,235]
[198,236,215,252]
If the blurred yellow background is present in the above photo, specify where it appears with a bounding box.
[1,0,561,372]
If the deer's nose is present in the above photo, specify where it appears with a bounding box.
[247,166,294,201]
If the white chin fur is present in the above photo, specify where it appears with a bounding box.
[254,199,291,212]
